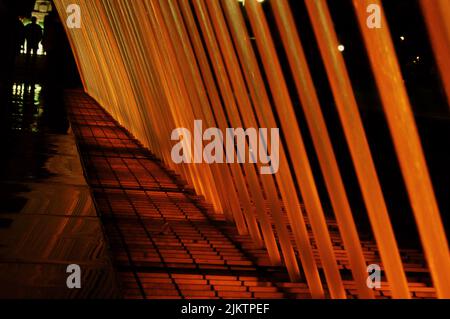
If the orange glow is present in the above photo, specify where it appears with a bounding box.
[420,0,450,109]
[53,0,449,299]
[353,0,450,298]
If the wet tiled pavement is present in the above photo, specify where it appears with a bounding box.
[0,81,120,298]
[0,79,438,299]
[65,90,437,299]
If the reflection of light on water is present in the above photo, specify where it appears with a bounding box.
[12,83,25,96]
[34,84,42,103]
[10,82,44,132]
[22,40,46,55]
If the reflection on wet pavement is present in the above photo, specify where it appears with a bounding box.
[0,81,121,298]
[10,83,44,133]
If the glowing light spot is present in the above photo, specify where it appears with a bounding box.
[338,44,345,52]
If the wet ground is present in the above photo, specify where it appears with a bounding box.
[0,56,120,298]
[65,90,437,299]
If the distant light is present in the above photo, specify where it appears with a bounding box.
[416,56,420,61]
[338,45,345,52]
[400,36,405,41]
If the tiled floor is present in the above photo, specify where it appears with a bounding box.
[0,82,120,298]
[65,90,437,299]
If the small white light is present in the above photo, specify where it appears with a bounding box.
[416,56,420,60]
[338,44,345,52]
[400,36,405,41]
